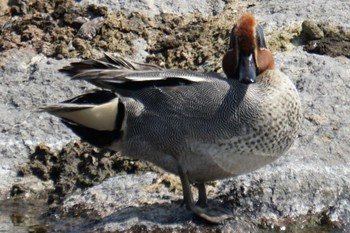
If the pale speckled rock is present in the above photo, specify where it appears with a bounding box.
[250,0,350,31]
[77,0,226,17]
[55,173,192,232]
[0,48,92,198]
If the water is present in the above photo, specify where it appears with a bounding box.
[0,198,348,233]
[0,198,50,233]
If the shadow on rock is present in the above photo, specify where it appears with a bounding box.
[48,201,233,232]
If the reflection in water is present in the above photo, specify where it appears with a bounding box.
[0,198,347,233]
[0,198,50,233]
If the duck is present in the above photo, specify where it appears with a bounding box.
[40,13,302,224]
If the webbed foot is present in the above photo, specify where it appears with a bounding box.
[191,204,232,224]
[178,166,232,224]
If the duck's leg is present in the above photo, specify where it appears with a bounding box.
[178,166,194,210]
[177,166,230,224]
[196,182,207,208]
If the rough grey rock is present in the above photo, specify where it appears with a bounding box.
[55,173,192,232]
[0,48,92,198]
[77,0,226,17]
[251,0,350,31]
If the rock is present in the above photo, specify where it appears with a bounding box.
[1,0,350,232]
[300,19,350,58]
[0,48,88,198]
[302,19,324,40]
[250,0,350,30]
[77,0,226,17]
[76,17,105,40]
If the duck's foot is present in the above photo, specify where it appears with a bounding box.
[190,203,232,224]
[177,166,232,224]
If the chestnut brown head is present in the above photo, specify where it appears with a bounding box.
[222,13,275,84]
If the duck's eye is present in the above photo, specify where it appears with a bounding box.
[256,24,266,48]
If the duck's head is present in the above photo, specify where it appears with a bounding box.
[222,13,275,84]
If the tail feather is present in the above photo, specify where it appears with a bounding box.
[60,53,162,77]
[40,99,118,131]
[103,53,163,70]
[40,90,125,148]
[61,121,122,148]
[39,103,95,113]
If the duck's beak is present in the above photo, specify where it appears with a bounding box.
[238,53,257,84]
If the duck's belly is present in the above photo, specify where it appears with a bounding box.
[114,134,290,183]
[180,141,282,182]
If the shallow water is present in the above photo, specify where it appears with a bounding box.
[0,199,347,233]
[0,199,49,233]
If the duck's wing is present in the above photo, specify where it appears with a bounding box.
[60,53,162,74]
[60,54,221,91]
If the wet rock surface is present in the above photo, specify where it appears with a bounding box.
[1,0,350,232]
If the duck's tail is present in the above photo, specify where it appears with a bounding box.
[39,90,125,148]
